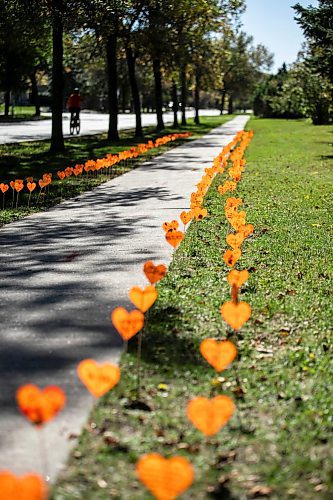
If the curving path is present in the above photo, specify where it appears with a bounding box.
[0,115,249,481]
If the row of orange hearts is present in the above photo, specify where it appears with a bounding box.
[0,133,191,194]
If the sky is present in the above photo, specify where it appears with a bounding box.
[241,0,318,72]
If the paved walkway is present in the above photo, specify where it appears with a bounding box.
[0,109,220,144]
[0,115,249,480]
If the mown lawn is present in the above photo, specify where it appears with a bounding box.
[0,115,232,226]
[54,118,333,499]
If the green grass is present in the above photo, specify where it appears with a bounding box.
[53,118,333,499]
[0,115,233,226]
[0,105,46,120]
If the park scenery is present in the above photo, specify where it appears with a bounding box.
[0,0,332,499]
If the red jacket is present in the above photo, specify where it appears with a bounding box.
[67,94,83,109]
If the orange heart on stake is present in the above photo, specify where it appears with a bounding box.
[143,261,167,285]
[220,301,251,330]
[187,396,235,436]
[0,471,47,500]
[223,248,241,268]
[226,232,244,249]
[10,181,15,190]
[111,307,144,340]
[136,453,194,500]
[129,285,158,313]
[180,210,192,226]
[239,223,254,238]
[200,339,237,372]
[0,183,9,193]
[165,230,184,249]
[162,220,179,233]
[16,384,66,426]
[227,269,249,288]
[77,359,120,398]
[27,182,36,193]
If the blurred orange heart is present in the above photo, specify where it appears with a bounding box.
[38,180,46,189]
[162,220,179,232]
[0,471,47,500]
[143,261,167,284]
[227,269,249,288]
[57,171,65,180]
[223,248,241,268]
[239,224,254,238]
[77,359,120,397]
[165,230,184,249]
[0,183,9,194]
[180,210,192,225]
[226,232,244,249]
[220,301,251,330]
[16,384,66,426]
[136,453,194,499]
[187,395,235,436]
[111,307,144,340]
[27,182,36,193]
[129,285,158,313]
[192,207,208,221]
[200,339,237,372]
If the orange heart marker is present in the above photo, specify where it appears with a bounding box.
[227,269,249,288]
[16,384,66,426]
[77,359,120,397]
[129,285,158,313]
[226,232,244,249]
[180,210,192,226]
[27,182,36,193]
[187,396,235,436]
[0,183,9,194]
[200,339,237,372]
[143,261,167,284]
[220,301,251,330]
[111,307,144,340]
[239,223,254,238]
[165,230,184,249]
[0,471,47,500]
[136,453,194,499]
[223,248,241,268]
[162,220,179,232]
[192,207,208,221]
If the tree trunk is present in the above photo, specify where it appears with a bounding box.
[106,33,119,141]
[194,70,200,125]
[4,89,10,117]
[228,94,233,114]
[153,58,164,130]
[180,65,187,126]
[50,3,64,152]
[172,79,178,128]
[126,46,143,138]
[220,89,226,115]
[50,4,64,153]
[30,70,40,117]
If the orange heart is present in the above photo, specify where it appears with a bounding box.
[187,396,235,436]
[27,182,36,193]
[57,171,65,180]
[143,261,167,284]
[111,307,144,340]
[223,248,241,268]
[180,210,192,225]
[10,181,15,190]
[38,179,46,189]
[200,339,237,372]
[26,177,34,183]
[136,453,194,499]
[162,220,179,232]
[14,181,24,192]
[192,207,208,221]
[16,384,66,426]
[129,285,158,313]
[77,359,120,397]
[227,269,249,288]
[0,183,9,193]
[0,471,47,500]
[239,224,254,238]
[165,230,184,249]
[230,215,246,231]
[226,232,244,249]
[220,301,251,330]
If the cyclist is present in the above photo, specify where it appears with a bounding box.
[67,88,83,125]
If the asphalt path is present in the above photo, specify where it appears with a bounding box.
[0,109,220,144]
[0,115,249,482]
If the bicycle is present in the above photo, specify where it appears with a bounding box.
[70,111,80,135]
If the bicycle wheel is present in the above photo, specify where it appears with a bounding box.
[75,118,80,135]
[70,116,75,135]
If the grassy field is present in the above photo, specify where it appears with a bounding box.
[0,115,232,225]
[0,105,46,120]
[54,117,333,499]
